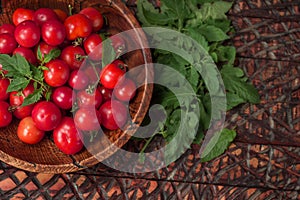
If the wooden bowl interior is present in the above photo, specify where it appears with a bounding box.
[0,0,153,173]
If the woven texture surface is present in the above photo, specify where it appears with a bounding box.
[0,0,300,199]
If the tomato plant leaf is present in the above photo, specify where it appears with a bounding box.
[7,77,30,93]
[200,128,236,162]
[102,38,116,67]
[22,88,43,107]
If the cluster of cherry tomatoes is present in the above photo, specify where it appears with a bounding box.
[0,6,137,155]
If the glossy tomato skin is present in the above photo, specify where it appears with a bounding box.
[0,101,12,127]
[100,63,125,89]
[0,77,10,101]
[44,59,70,87]
[33,8,59,26]
[17,116,45,144]
[31,101,62,131]
[79,7,104,32]
[68,69,89,90]
[51,86,73,110]
[60,45,85,70]
[53,117,83,155]
[41,19,66,46]
[0,33,17,54]
[83,33,103,61]
[14,20,41,48]
[98,100,128,130]
[97,85,113,102]
[12,8,35,26]
[113,78,136,102]
[13,104,35,120]
[77,89,102,109]
[64,14,93,40]
[74,107,101,131]
[0,24,15,35]
[13,47,37,65]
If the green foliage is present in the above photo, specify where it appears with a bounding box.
[137,0,260,162]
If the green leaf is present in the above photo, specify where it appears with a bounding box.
[37,45,43,61]
[102,38,116,67]
[22,88,43,107]
[7,77,30,93]
[31,65,44,82]
[136,0,174,26]
[200,128,236,162]
[5,54,32,77]
[198,1,233,21]
[197,25,229,42]
[221,65,260,105]
[43,48,61,64]
[216,46,236,64]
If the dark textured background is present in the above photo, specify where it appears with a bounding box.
[0,0,299,199]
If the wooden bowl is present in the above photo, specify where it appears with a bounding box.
[0,0,153,173]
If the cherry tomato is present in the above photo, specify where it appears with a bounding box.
[110,35,126,54]
[53,117,83,155]
[100,62,125,89]
[51,86,73,110]
[31,101,62,131]
[79,7,104,32]
[12,8,35,26]
[34,41,58,62]
[0,77,10,101]
[60,45,86,70]
[64,14,93,40]
[33,8,59,26]
[13,104,35,120]
[74,107,101,131]
[68,69,89,90]
[77,89,102,109]
[83,33,103,61]
[44,59,70,87]
[41,19,66,46]
[0,24,15,35]
[83,64,101,84]
[17,116,45,144]
[53,9,68,22]
[97,85,113,102]
[9,83,35,106]
[98,100,128,130]
[13,47,37,65]
[113,78,136,102]
[14,20,41,48]
[0,101,12,128]
[0,33,17,54]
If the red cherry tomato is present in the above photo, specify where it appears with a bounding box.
[83,33,103,61]
[17,116,45,144]
[79,7,104,32]
[12,8,35,26]
[33,8,59,26]
[60,45,86,70]
[97,85,113,102]
[68,69,89,90]
[64,14,93,40]
[83,64,101,84]
[100,62,125,89]
[53,9,68,22]
[41,19,66,46]
[74,107,101,131]
[98,100,128,130]
[113,78,136,102]
[0,33,17,54]
[0,77,10,101]
[31,101,62,131]
[44,59,70,87]
[9,83,35,106]
[0,101,12,127]
[13,47,37,65]
[51,86,73,110]
[13,104,35,120]
[77,89,102,109]
[53,117,83,155]
[0,24,15,35]
[34,41,58,62]
[14,20,41,48]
